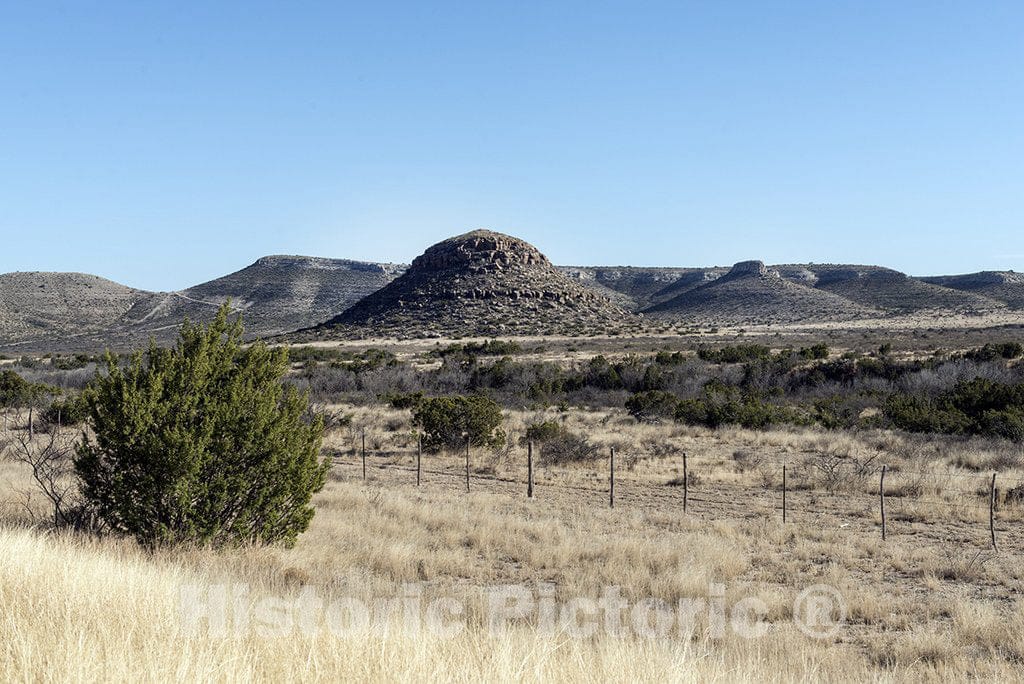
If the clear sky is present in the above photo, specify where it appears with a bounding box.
[1,2,1022,291]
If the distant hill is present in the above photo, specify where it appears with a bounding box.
[645,268,732,302]
[3,239,1023,350]
[557,266,700,311]
[921,271,1024,309]
[314,230,639,338]
[122,256,406,340]
[563,263,1011,319]
[0,256,405,351]
[644,261,881,324]
[0,272,147,344]
[774,264,1005,314]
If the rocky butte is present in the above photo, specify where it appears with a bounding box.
[318,229,638,338]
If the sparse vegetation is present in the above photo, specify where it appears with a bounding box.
[5,399,1024,680]
[521,419,597,464]
[433,339,524,359]
[5,330,1024,681]
[278,336,1024,443]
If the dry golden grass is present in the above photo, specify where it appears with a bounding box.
[3,409,1024,681]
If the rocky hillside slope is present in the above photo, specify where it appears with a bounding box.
[774,265,1004,313]
[556,266,701,311]
[0,272,147,345]
[921,271,1024,309]
[0,257,405,351]
[644,261,882,324]
[3,238,1022,350]
[123,256,405,340]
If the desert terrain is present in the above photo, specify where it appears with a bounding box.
[4,325,1024,681]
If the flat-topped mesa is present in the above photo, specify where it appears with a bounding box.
[945,271,1024,287]
[817,267,908,285]
[253,254,406,275]
[411,230,549,274]
[725,260,773,279]
[917,270,1024,309]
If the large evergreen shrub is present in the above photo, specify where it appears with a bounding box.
[75,305,328,547]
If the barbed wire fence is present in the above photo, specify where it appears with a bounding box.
[331,433,1024,552]
[1,406,1019,552]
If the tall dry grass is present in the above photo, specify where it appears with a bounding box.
[0,513,857,682]
[2,473,1024,681]
[3,408,1024,681]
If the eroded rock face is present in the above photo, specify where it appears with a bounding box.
[412,230,548,273]
[323,229,638,337]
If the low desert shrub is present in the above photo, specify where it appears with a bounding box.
[885,378,1024,441]
[674,385,804,430]
[697,344,772,364]
[412,395,506,452]
[625,390,679,423]
[521,420,598,465]
[40,394,90,428]
[964,342,1024,362]
[0,369,33,406]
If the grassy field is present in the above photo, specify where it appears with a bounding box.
[3,401,1024,681]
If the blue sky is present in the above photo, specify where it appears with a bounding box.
[1,2,1022,291]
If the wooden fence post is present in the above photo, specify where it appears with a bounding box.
[682,451,688,513]
[527,441,534,499]
[782,463,787,523]
[880,465,887,541]
[609,446,615,509]
[465,435,471,493]
[990,472,997,550]
[361,430,366,481]
[417,434,422,487]
[28,406,34,440]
